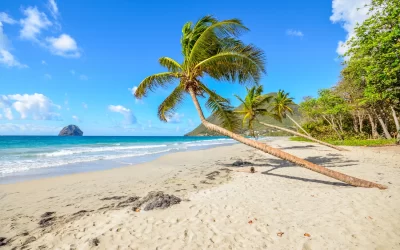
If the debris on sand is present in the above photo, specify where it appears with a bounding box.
[23,236,36,245]
[100,196,126,201]
[72,210,92,216]
[91,238,100,246]
[130,191,182,211]
[41,212,55,218]
[231,160,253,167]
[0,237,8,246]
[39,216,56,227]
[205,171,220,180]
[117,196,140,208]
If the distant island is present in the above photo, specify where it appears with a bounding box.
[58,125,83,136]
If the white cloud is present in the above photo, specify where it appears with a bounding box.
[46,34,80,58]
[0,17,27,68]
[82,102,88,109]
[166,112,184,123]
[20,6,52,41]
[128,86,143,104]
[4,107,13,120]
[0,93,61,120]
[44,73,52,80]
[286,29,304,37]
[0,49,28,68]
[72,115,81,123]
[330,0,370,55]
[79,74,88,80]
[187,118,194,127]
[0,23,11,50]
[48,0,59,19]
[130,86,138,96]
[108,105,136,124]
[0,123,61,135]
[0,12,16,24]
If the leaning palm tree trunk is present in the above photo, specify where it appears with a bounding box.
[259,122,348,152]
[189,88,386,189]
[286,114,311,137]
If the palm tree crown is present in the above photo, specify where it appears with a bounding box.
[271,90,295,121]
[135,16,265,131]
[234,85,272,137]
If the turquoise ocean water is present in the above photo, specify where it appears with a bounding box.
[0,136,236,184]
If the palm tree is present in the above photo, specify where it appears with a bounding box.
[234,85,272,138]
[135,16,386,189]
[271,90,311,136]
[235,87,348,151]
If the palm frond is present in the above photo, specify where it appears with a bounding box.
[234,94,249,109]
[271,90,295,119]
[199,83,241,132]
[254,95,272,107]
[181,16,218,58]
[194,45,265,84]
[157,83,186,122]
[159,57,182,73]
[135,72,178,98]
[242,113,251,127]
[188,19,249,65]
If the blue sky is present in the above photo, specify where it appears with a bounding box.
[0,0,369,135]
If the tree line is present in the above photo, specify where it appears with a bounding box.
[299,0,399,141]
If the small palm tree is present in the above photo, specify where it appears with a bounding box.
[234,88,347,151]
[271,90,311,136]
[234,85,272,138]
[135,16,385,189]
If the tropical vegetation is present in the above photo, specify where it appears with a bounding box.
[299,0,399,144]
[135,15,386,189]
[234,85,271,138]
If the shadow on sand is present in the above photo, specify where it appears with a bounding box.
[223,153,359,187]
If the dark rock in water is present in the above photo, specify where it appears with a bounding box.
[131,191,181,211]
[58,125,83,136]
[232,160,253,167]
[0,237,8,246]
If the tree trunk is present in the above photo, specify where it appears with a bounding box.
[259,122,348,151]
[375,110,392,139]
[188,88,386,189]
[323,115,343,140]
[391,106,400,131]
[357,111,363,133]
[352,114,359,133]
[286,114,311,137]
[367,113,379,139]
[338,115,344,134]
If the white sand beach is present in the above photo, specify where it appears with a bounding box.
[1,138,399,249]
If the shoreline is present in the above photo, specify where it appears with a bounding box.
[0,136,240,185]
[1,138,399,249]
